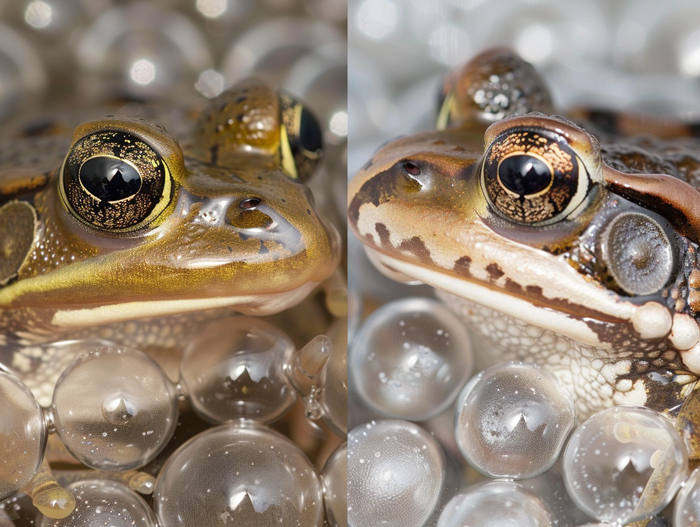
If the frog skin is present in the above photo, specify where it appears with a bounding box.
[0,79,341,400]
[349,48,700,418]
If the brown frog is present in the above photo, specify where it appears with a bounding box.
[349,48,700,418]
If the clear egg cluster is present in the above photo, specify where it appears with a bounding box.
[0,316,346,527]
[349,296,695,526]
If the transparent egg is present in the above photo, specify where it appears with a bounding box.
[52,346,178,471]
[321,442,347,527]
[0,371,45,501]
[675,466,700,526]
[347,419,445,527]
[154,423,324,527]
[563,405,688,525]
[319,318,348,436]
[350,297,473,420]
[436,480,552,527]
[36,479,157,527]
[180,316,296,424]
[455,361,575,479]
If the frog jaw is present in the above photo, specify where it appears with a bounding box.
[355,200,694,355]
[1,174,340,332]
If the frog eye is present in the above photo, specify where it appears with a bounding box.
[60,130,172,231]
[481,127,591,225]
[279,94,323,183]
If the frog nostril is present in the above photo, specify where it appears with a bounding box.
[403,162,421,176]
[240,197,262,210]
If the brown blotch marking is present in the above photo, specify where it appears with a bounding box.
[452,146,466,152]
[453,256,472,276]
[375,222,392,249]
[485,263,504,281]
[398,236,434,265]
[348,166,397,225]
[502,279,627,325]
[619,369,694,415]
[505,278,524,294]
[432,140,446,145]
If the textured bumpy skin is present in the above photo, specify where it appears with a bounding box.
[349,48,700,418]
[0,80,340,399]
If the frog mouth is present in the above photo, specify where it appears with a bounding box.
[362,245,695,354]
[48,281,320,328]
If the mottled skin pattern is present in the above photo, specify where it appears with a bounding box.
[349,48,700,419]
[0,79,340,401]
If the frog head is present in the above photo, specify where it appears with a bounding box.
[349,48,700,415]
[0,79,340,335]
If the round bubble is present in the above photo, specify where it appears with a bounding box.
[348,419,445,527]
[455,361,575,479]
[675,466,700,526]
[0,371,45,501]
[154,423,324,527]
[36,479,157,527]
[350,297,473,420]
[52,346,178,471]
[436,480,552,527]
[321,442,347,527]
[180,316,297,424]
[563,405,688,525]
[319,318,348,436]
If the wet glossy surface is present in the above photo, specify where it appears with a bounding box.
[154,423,324,527]
[0,371,45,501]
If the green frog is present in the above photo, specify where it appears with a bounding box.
[349,47,700,418]
[0,79,341,402]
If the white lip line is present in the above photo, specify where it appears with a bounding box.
[365,246,615,349]
[51,282,319,328]
[354,199,640,322]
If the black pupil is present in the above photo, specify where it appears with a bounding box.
[298,107,322,154]
[498,154,552,196]
[79,157,141,201]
